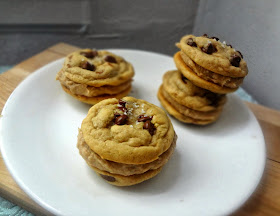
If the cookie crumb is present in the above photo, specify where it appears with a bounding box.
[127,108,133,115]
[133,102,139,108]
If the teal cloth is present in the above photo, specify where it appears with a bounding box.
[0,197,33,216]
[0,65,257,215]
[0,66,12,74]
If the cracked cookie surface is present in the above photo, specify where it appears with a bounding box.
[81,97,175,164]
[61,49,134,87]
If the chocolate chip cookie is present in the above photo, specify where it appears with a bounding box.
[56,49,134,104]
[157,70,226,125]
[175,34,248,93]
[78,97,177,186]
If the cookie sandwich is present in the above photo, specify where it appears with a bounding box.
[158,70,226,125]
[77,97,177,186]
[56,49,134,104]
[175,34,248,94]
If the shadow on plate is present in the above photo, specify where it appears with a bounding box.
[62,93,93,112]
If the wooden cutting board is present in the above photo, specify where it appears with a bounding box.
[0,43,280,215]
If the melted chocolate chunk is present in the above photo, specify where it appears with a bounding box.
[201,43,217,54]
[80,61,96,71]
[210,36,219,41]
[100,174,116,182]
[80,50,98,58]
[202,34,209,38]
[230,54,241,67]
[227,44,232,48]
[114,114,128,125]
[105,55,117,63]
[138,115,153,122]
[143,120,155,135]
[237,50,243,59]
[187,38,197,47]
[114,113,121,118]
[118,99,126,106]
[118,99,127,112]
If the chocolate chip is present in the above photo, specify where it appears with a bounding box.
[80,61,96,71]
[201,43,217,54]
[204,92,223,107]
[210,37,219,41]
[80,50,98,58]
[105,55,117,63]
[138,115,153,122]
[187,38,197,47]
[118,99,126,106]
[237,50,243,59]
[117,99,127,112]
[227,44,232,48]
[114,113,121,118]
[143,120,155,135]
[100,174,116,182]
[203,34,209,38]
[114,114,128,125]
[230,54,241,67]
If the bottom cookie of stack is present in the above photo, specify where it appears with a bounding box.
[77,130,176,186]
[157,70,226,125]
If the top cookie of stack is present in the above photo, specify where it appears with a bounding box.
[56,49,134,104]
[175,34,248,94]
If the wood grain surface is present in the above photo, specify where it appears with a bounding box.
[0,43,279,215]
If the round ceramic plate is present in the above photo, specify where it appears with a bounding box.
[0,49,265,216]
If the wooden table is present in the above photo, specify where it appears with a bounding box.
[0,43,280,215]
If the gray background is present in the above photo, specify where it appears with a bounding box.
[1,0,279,109]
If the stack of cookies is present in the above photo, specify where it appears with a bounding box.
[77,97,177,186]
[158,34,248,125]
[56,49,134,105]
[158,70,226,125]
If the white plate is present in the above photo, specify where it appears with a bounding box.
[0,49,265,216]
